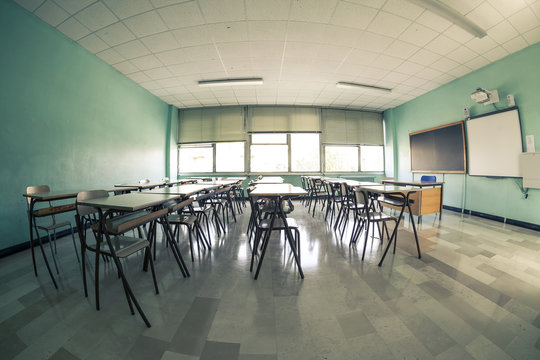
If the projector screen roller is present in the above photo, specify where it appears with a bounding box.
[465,107,523,177]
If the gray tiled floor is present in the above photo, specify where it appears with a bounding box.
[2,201,540,359]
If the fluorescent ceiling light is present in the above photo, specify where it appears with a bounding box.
[336,82,392,93]
[405,0,486,38]
[198,78,263,87]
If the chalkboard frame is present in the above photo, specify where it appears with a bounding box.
[409,121,466,173]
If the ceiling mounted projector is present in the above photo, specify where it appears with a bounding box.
[471,88,499,105]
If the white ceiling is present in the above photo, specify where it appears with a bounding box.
[13,0,540,111]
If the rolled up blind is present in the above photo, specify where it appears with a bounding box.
[178,106,245,143]
[247,106,321,132]
[322,109,383,145]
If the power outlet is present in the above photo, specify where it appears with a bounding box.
[507,94,515,106]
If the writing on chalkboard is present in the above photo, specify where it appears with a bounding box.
[409,121,466,173]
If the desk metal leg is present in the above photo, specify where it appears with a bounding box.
[278,198,304,279]
[378,195,406,267]
[29,200,58,288]
[254,204,277,280]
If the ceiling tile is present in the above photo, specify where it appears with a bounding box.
[131,54,163,70]
[317,44,351,61]
[532,1,540,19]
[483,46,509,61]
[182,45,220,62]
[158,2,205,29]
[415,10,452,32]
[487,0,528,16]
[75,2,117,31]
[284,42,320,59]
[424,35,460,55]
[287,22,326,42]
[34,1,69,27]
[368,11,412,38]
[466,36,498,53]
[103,0,153,19]
[144,66,173,79]
[112,60,139,74]
[199,0,245,23]
[465,56,490,70]
[140,32,180,52]
[508,7,540,33]
[384,40,420,60]
[382,0,423,20]
[96,22,136,46]
[408,48,441,66]
[96,47,125,64]
[249,41,285,59]
[13,0,45,12]
[114,39,150,59]
[394,61,424,75]
[156,48,187,66]
[447,64,472,78]
[443,24,474,43]
[342,49,378,66]
[290,0,338,23]
[488,21,520,44]
[356,31,393,52]
[321,25,360,47]
[217,42,251,58]
[502,36,529,52]
[446,46,478,63]
[57,17,90,40]
[467,2,504,30]
[123,10,168,37]
[439,0,483,14]
[430,57,459,72]
[382,71,410,83]
[248,21,287,41]
[78,33,109,53]
[370,54,403,71]
[246,0,290,20]
[523,25,540,44]
[399,23,438,47]
[330,2,378,30]
[172,25,214,47]
[54,0,95,14]
[212,22,249,43]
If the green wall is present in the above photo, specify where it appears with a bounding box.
[384,42,540,225]
[0,1,171,251]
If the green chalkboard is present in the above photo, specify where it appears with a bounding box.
[409,121,466,173]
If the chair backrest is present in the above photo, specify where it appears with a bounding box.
[76,190,109,217]
[420,175,436,183]
[25,185,50,206]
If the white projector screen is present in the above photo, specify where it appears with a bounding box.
[466,108,523,177]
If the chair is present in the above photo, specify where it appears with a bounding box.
[248,194,301,277]
[350,188,397,261]
[26,185,79,273]
[306,177,327,216]
[75,190,160,327]
[168,197,210,262]
[421,175,436,183]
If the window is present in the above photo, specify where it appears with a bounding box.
[291,133,320,172]
[250,134,288,172]
[360,145,384,172]
[179,145,213,173]
[325,146,358,172]
[216,142,245,172]
[179,142,245,173]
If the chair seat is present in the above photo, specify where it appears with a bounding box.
[37,220,72,231]
[378,196,405,207]
[86,235,149,258]
[168,213,197,226]
[358,212,396,222]
[259,217,299,230]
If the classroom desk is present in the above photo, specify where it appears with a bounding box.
[249,184,307,279]
[23,190,81,288]
[144,183,221,197]
[251,176,284,184]
[356,185,422,266]
[381,179,444,220]
[77,192,185,327]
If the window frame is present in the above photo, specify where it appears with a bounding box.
[323,144,385,173]
[178,141,247,175]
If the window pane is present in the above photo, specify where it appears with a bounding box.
[291,133,320,172]
[216,142,244,172]
[325,146,358,172]
[251,133,287,144]
[250,145,288,172]
[179,146,213,173]
[360,145,384,172]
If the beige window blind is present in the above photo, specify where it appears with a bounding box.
[247,106,321,132]
[178,106,245,143]
[322,109,383,145]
